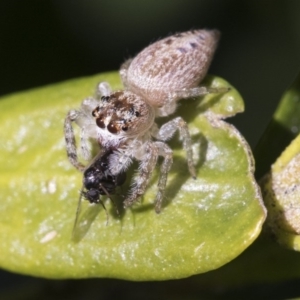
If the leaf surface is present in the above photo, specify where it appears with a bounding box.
[0,73,266,279]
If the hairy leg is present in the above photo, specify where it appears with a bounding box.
[153,117,196,178]
[123,142,159,208]
[157,86,230,116]
[64,110,85,171]
[154,141,173,213]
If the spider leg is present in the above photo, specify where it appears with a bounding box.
[123,142,159,208]
[154,141,173,213]
[153,116,196,178]
[64,110,85,171]
[157,86,230,116]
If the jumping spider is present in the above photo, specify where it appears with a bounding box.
[64,29,228,213]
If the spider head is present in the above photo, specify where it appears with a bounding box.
[92,91,155,142]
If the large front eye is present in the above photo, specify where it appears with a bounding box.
[107,122,118,134]
[96,117,105,129]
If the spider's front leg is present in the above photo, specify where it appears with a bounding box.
[153,117,196,179]
[64,110,85,172]
[64,98,99,171]
[123,142,159,209]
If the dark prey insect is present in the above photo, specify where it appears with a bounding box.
[82,149,126,205]
[72,149,126,234]
[64,29,229,214]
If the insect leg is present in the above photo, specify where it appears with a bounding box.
[72,188,84,240]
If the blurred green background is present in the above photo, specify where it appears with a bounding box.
[1,0,300,299]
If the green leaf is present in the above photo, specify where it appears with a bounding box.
[261,132,300,250]
[0,72,266,280]
[255,72,300,178]
[256,73,300,251]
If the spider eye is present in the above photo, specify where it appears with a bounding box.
[129,105,141,117]
[122,126,128,131]
[107,122,118,134]
[101,96,110,102]
[96,117,105,129]
[92,106,100,117]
